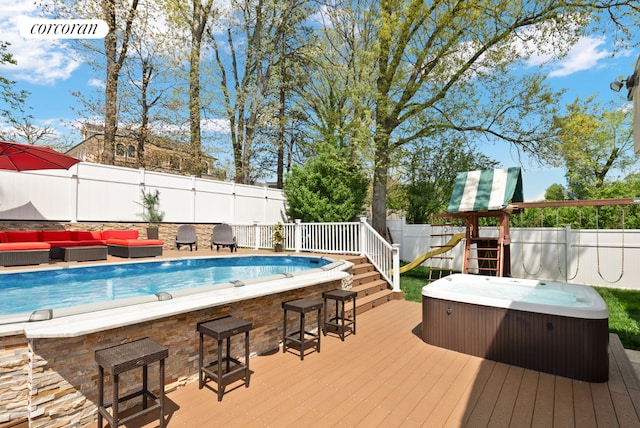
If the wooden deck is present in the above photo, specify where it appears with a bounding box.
[91,298,640,428]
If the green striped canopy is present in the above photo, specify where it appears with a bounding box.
[448,167,524,213]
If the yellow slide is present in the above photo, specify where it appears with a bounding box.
[399,233,466,274]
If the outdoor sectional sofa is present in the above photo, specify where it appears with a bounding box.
[0,229,164,266]
[101,229,164,258]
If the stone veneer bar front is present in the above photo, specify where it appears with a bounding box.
[0,261,351,428]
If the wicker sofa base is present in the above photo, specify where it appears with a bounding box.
[63,246,108,262]
[0,249,50,267]
[108,245,163,258]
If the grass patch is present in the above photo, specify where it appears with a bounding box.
[400,265,430,302]
[400,266,640,350]
[594,286,640,350]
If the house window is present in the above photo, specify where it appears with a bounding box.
[127,145,136,160]
[115,143,125,157]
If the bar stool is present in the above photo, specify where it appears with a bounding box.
[323,289,357,341]
[282,298,323,360]
[95,337,168,428]
[197,316,252,401]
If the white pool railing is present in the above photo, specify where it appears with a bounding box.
[232,217,400,292]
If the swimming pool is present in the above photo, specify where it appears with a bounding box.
[0,255,333,320]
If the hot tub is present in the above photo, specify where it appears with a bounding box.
[422,274,609,382]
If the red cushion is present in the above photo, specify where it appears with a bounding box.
[5,230,39,242]
[40,230,73,241]
[106,239,164,247]
[47,241,78,248]
[0,232,7,243]
[102,230,139,240]
[73,230,103,241]
[77,240,106,246]
[0,242,51,251]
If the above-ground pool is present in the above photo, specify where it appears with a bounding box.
[422,274,609,382]
[0,255,337,324]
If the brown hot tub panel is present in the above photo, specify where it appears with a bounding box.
[422,296,609,382]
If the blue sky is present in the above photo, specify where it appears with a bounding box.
[0,2,638,201]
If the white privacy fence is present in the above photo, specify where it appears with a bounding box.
[387,219,640,289]
[0,162,286,224]
[233,218,401,292]
[3,162,635,290]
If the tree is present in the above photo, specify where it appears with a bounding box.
[552,97,637,199]
[0,41,29,134]
[283,145,368,222]
[4,116,56,146]
[209,0,313,184]
[120,0,170,168]
[398,139,498,223]
[102,0,140,164]
[311,0,639,236]
[544,183,570,201]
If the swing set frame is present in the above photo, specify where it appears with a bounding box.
[433,197,639,278]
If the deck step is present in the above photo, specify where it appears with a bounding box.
[352,270,380,286]
[351,279,387,299]
[351,262,375,276]
[327,254,395,317]
[353,289,394,315]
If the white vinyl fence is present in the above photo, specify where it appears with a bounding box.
[2,162,636,290]
[388,218,640,290]
[0,162,286,224]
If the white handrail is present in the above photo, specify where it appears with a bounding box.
[231,218,401,292]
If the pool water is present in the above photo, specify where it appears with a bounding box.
[0,256,329,315]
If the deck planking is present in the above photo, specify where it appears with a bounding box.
[85,298,640,428]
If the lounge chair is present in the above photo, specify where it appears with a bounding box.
[175,225,198,251]
[211,224,237,252]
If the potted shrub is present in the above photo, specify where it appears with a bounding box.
[272,222,284,252]
[137,189,165,239]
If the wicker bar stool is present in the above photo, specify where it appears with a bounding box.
[95,337,168,428]
[323,289,357,341]
[197,316,252,401]
[282,298,323,360]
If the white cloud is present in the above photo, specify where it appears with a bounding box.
[202,118,229,133]
[88,77,105,88]
[0,5,82,85]
[546,36,610,77]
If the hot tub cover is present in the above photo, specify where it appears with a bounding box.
[448,167,523,212]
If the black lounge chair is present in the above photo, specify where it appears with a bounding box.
[211,224,236,252]
[175,225,198,251]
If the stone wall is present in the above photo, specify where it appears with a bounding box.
[0,279,342,427]
[0,335,29,425]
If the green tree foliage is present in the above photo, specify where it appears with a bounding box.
[309,0,638,237]
[544,183,570,201]
[0,41,28,128]
[552,97,637,199]
[395,139,498,223]
[283,145,368,222]
[517,173,640,229]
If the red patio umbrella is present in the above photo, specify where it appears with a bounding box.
[0,140,80,171]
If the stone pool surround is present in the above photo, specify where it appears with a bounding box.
[0,263,350,427]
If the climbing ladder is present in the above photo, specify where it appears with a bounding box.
[465,237,500,276]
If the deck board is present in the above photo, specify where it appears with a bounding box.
[87,298,640,428]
